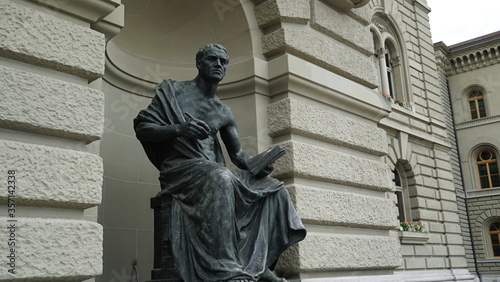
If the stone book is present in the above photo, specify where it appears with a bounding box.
[247,145,285,177]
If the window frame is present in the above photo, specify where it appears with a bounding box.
[489,222,500,257]
[370,16,412,109]
[467,89,487,119]
[476,149,500,189]
[393,165,412,222]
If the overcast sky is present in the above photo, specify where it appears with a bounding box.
[427,0,500,46]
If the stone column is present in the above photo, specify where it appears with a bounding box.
[377,48,391,96]
[0,0,122,280]
[253,0,402,279]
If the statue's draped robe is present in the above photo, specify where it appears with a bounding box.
[134,80,306,281]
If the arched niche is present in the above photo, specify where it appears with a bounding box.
[105,0,261,97]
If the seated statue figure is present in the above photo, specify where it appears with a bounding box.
[134,43,306,282]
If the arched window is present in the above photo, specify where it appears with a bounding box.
[476,149,500,189]
[393,167,411,221]
[468,89,486,119]
[489,222,500,257]
[371,15,411,108]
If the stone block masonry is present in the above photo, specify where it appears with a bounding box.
[0,0,121,280]
[0,1,105,81]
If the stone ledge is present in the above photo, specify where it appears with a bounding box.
[0,217,102,280]
[0,140,103,209]
[0,65,104,143]
[0,1,105,81]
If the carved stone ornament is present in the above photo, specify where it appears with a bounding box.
[322,0,371,12]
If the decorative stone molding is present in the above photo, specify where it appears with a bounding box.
[34,0,120,23]
[322,0,371,12]
[92,3,125,40]
[436,40,500,76]
[466,187,500,199]
[34,0,124,39]
[433,42,450,73]
[455,115,500,130]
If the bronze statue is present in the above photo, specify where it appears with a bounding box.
[134,44,306,282]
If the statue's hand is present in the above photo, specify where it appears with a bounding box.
[178,113,211,139]
[256,163,275,179]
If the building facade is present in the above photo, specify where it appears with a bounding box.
[435,31,500,281]
[0,0,486,281]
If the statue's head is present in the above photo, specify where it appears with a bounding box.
[195,44,229,83]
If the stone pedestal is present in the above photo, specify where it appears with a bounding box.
[148,196,181,282]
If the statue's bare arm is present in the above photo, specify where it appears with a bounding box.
[219,114,250,170]
[135,115,211,143]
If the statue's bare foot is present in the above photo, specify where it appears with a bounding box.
[260,269,287,282]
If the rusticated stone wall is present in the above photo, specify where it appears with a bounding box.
[0,0,122,281]
[250,0,474,280]
[256,0,377,89]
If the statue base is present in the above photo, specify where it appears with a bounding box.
[150,196,181,281]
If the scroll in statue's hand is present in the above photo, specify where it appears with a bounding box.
[179,112,211,139]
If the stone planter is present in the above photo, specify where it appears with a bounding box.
[399,231,430,245]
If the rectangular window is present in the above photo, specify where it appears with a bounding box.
[492,234,500,256]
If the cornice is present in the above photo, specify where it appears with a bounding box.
[438,40,500,76]
[31,0,124,39]
[34,0,120,23]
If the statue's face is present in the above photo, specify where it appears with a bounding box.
[197,48,228,83]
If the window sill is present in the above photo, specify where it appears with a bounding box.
[466,187,500,199]
[399,231,430,245]
[477,258,500,263]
